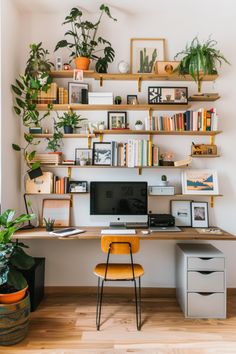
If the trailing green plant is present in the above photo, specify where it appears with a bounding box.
[12,134,41,171]
[0,209,35,291]
[56,110,87,129]
[46,118,63,152]
[138,48,157,73]
[54,4,117,72]
[174,36,230,92]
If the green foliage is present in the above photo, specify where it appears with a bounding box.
[139,48,157,73]
[54,4,117,73]
[43,218,55,228]
[135,120,143,125]
[46,117,63,152]
[56,110,87,129]
[0,210,35,291]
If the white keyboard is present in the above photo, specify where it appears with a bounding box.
[101,229,136,235]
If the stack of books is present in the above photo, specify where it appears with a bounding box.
[37,83,57,104]
[58,87,68,104]
[32,153,62,165]
[53,176,70,194]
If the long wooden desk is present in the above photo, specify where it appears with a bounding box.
[14,227,236,241]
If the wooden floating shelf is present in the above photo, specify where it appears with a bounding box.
[189,95,220,102]
[191,154,220,158]
[50,70,218,82]
[25,193,88,195]
[32,133,95,138]
[36,103,190,111]
[149,194,223,197]
[39,165,189,169]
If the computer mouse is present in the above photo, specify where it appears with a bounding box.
[141,230,150,235]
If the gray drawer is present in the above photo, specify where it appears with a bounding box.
[188,257,225,271]
[187,271,225,292]
[187,292,226,318]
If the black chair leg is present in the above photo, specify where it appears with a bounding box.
[96,277,101,329]
[138,277,142,329]
[97,279,105,330]
[134,278,141,330]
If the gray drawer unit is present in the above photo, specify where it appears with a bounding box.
[176,243,226,319]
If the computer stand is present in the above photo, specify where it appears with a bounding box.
[109,222,126,229]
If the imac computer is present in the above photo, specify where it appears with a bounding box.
[90,181,148,228]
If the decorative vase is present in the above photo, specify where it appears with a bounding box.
[98,124,105,131]
[135,124,144,131]
[64,126,73,134]
[74,57,90,70]
[80,160,87,166]
[118,61,129,74]
[45,225,54,232]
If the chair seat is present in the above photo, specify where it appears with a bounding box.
[94,263,144,280]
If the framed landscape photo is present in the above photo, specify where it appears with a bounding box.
[68,82,89,104]
[130,38,165,74]
[107,111,127,129]
[127,95,138,105]
[182,169,219,195]
[170,200,192,227]
[75,148,93,165]
[148,86,188,104]
[191,202,209,228]
[93,142,112,166]
[42,199,71,227]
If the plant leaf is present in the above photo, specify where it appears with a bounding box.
[12,144,21,151]
[7,268,27,290]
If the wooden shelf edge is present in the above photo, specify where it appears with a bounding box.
[189,95,220,102]
[94,130,222,136]
[38,165,190,169]
[32,133,95,138]
[149,194,223,197]
[25,193,89,195]
[191,154,220,158]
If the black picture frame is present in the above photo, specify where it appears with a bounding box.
[148,86,188,104]
[127,95,138,105]
[75,148,93,165]
[68,82,89,104]
[107,111,127,129]
[93,142,112,166]
[69,181,88,193]
[191,201,209,228]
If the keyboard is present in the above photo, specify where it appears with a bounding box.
[101,229,136,235]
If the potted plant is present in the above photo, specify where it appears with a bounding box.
[0,209,35,345]
[115,96,122,104]
[160,174,168,186]
[56,110,87,134]
[79,156,87,166]
[98,121,105,130]
[43,218,55,232]
[54,4,117,72]
[174,36,229,94]
[135,120,144,130]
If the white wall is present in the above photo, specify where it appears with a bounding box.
[4,0,236,287]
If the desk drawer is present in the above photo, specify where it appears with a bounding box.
[187,271,225,292]
[188,257,224,271]
[187,292,226,318]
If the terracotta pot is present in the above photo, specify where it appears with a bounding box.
[0,286,28,304]
[74,57,90,70]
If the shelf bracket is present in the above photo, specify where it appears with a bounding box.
[210,196,214,208]
[210,135,215,145]
[99,75,103,87]
[68,167,72,178]
[99,133,103,142]
[88,136,92,149]
[138,76,142,92]
[137,167,142,175]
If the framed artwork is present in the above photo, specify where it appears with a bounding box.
[42,199,71,227]
[182,169,219,195]
[170,200,192,227]
[73,69,83,81]
[107,111,127,129]
[75,148,93,165]
[130,38,166,74]
[191,202,209,228]
[68,82,89,104]
[155,61,180,75]
[148,86,188,104]
[69,181,88,193]
[127,95,138,105]
[93,142,112,166]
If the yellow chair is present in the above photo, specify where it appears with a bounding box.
[93,235,144,330]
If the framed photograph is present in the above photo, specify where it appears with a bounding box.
[155,61,180,75]
[107,111,127,129]
[93,142,112,166]
[191,202,209,228]
[75,148,93,165]
[69,181,88,193]
[148,86,188,104]
[130,38,166,74]
[42,199,71,227]
[182,169,219,195]
[68,82,89,104]
[127,95,138,105]
[170,200,192,227]
[73,69,83,81]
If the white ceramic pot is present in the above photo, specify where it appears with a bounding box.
[80,160,87,166]
[135,124,144,130]
[98,124,105,131]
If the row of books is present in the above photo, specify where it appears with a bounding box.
[53,176,70,194]
[145,108,218,132]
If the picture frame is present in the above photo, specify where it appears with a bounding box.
[107,111,127,129]
[73,69,83,81]
[191,202,209,228]
[127,95,138,105]
[182,169,219,195]
[75,148,93,165]
[69,181,88,193]
[93,142,112,166]
[130,38,166,74]
[42,199,71,227]
[155,61,180,75]
[68,82,89,104]
[148,86,188,104]
[170,200,192,227]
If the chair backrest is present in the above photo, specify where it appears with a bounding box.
[101,236,140,254]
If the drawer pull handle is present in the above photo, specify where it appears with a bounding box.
[198,271,214,275]
[199,257,213,260]
[197,292,214,296]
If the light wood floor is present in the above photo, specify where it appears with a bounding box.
[1,291,236,354]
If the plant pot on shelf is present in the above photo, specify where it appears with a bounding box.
[135,124,144,131]
[27,166,43,180]
[64,125,73,134]
[74,57,90,70]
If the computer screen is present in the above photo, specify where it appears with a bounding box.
[90,181,148,215]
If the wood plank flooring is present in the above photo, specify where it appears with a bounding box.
[1,291,236,354]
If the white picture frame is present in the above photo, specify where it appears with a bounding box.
[170,200,192,226]
[182,169,219,195]
[68,82,88,104]
[191,202,209,228]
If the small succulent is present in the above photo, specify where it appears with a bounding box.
[44,217,55,231]
[135,120,143,125]
[161,175,167,181]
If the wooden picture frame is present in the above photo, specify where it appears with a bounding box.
[130,38,166,74]
[42,199,71,227]
[182,169,219,195]
[148,86,188,104]
[191,201,209,228]
[127,95,138,105]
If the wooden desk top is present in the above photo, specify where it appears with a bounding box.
[14,227,236,241]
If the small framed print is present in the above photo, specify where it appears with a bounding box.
[107,111,127,129]
[127,95,138,105]
[155,61,180,75]
[75,148,93,165]
[73,69,84,81]
[93,142,112,166]
[69,181,88,193]
[148,86,188,104]
[191,202,209,228]
[182,169,219,195]
[68,82,89,104]
[170,200,192,227]
[42,199,71,227]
